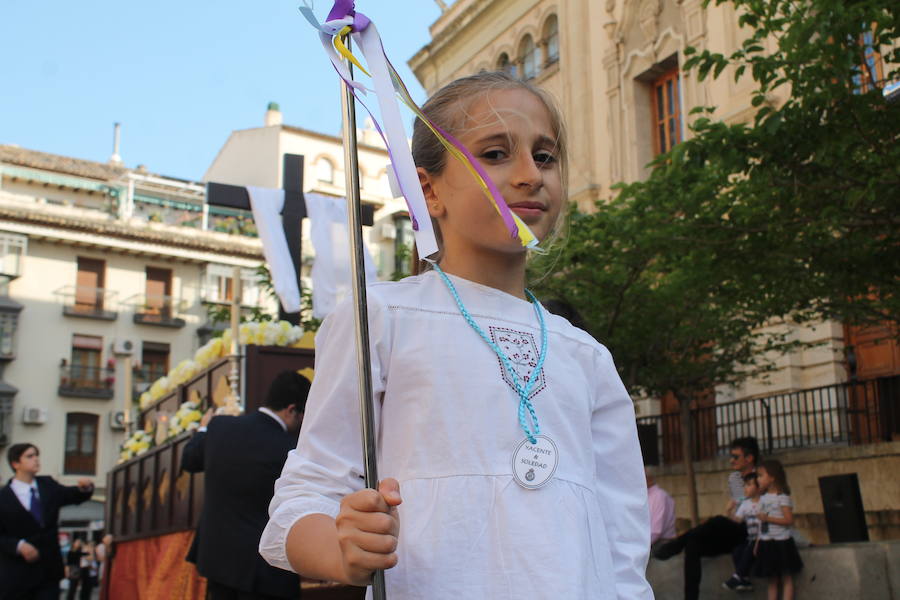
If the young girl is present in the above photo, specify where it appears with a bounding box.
[260,72,651,599]
[753,459,803,600]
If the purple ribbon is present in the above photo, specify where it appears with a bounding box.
[326,0,370,32]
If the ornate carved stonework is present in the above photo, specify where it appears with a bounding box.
[639,0,662,42]
[606,0,617,13]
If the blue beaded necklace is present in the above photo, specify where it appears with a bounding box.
[432,263,547,444]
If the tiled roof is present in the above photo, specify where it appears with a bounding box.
[0,201,263,260]
[0,144,127,181]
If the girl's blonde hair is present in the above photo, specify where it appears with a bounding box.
[409,71,569,271]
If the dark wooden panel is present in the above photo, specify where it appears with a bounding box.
[171,438,191,531]
[190,468,204,530]
[244,346,315,413]
[154,444,174,533]
[125,462,141,536]
[111,468,126,537]
[139,454,156,533]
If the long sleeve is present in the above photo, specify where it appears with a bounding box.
[0,533,20,557]
[181,431,207,473]
[53,478,93,507]
[259,295,391,572]
[590,346,653,599]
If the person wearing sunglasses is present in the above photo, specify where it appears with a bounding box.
[652,437,760,599]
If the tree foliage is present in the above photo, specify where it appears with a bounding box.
[679,0,900,326]
[530,0,897,521]
[531,0,899,402]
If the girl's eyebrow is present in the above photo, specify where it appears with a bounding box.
[473,132,558,149]
[472,132,513,146]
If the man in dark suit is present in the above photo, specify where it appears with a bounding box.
[0,443,94,600]
[183,370,311,600]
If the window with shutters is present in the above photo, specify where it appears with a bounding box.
[651,67,682,156]
[74,257,105,314]
[141,342,170,383]
[64,412,98,475]
[59,335,114,398]
[144,267,172,317]
[71,334,103,387]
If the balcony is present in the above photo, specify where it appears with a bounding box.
[56,286,118,321]
[637,375,900,465]
[58,365,115,399]
[126,294,187,328]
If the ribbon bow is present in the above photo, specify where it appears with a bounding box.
[299,1,541,257]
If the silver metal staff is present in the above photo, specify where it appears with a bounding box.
[339,33,387,600]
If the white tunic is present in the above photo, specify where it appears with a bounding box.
[260,271,652,599]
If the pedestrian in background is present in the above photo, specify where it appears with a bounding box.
[64,538,83,600]
[183,370,311,600]
[753,459,803,600]
[646,467,676,549]
[0,443,94,600]
[653,436,760,600]
[723,471,762,592]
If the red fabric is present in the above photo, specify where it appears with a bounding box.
[107,531,206,600]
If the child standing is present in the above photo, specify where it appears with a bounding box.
[723,472,762,592]
[753,459,803,600]
[259,72,652,599]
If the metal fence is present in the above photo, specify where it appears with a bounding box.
[637,376,900,465]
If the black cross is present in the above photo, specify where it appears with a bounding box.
[206,153,375,324]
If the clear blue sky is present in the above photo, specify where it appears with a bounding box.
[0,1,444,181]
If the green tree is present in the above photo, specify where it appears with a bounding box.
[679,0,899,327]
[531,0,898,522]
[531,194,799,524]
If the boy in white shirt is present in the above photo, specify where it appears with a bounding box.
[723,471,762,592]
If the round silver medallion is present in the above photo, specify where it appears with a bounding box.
[511,435,559,489]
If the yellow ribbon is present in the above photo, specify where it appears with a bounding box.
[333,26,371,77]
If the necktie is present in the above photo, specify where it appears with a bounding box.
[29,487,44,526]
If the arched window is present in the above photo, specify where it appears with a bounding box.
[544,15,559,65]
[316,158,334,184]
[519,35,539,79]
[497,53,517,79]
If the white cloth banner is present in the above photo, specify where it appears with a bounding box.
[305,192,377,320]
[246,186,301,313]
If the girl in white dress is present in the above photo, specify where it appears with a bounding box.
[753,459,803,600]
[259,71,652,599]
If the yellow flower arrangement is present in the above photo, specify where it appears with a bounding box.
[137,320,304,409]
[166,399,203,439]
[118,430,153,463]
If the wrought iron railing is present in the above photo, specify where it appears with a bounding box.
[58,365,116,398]
[125,293,187,327]
[637,376,900,465]
[55,286,118,320]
